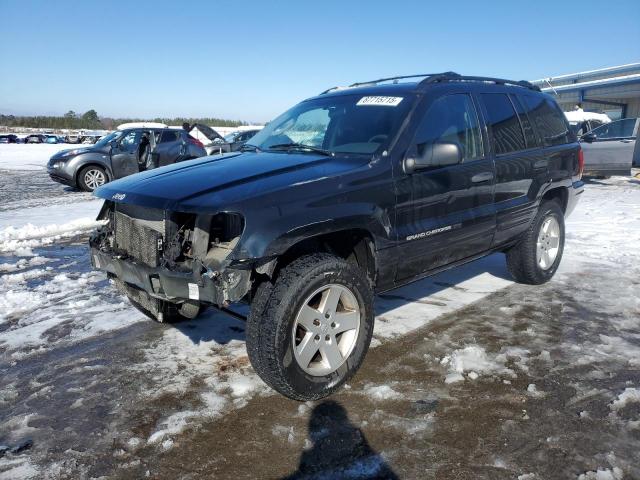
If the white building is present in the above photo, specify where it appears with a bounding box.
[531,63,640,120]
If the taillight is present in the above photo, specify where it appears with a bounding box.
[188,135,204,148]
[577,147,584,179]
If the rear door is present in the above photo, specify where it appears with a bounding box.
[110,130,141,178]
[581,118,637,174]
[478,92,548,246]
[395,91,496,282]
[155,129,183,166]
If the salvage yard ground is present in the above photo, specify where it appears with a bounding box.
[1,145,639,479]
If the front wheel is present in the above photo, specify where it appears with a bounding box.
[506,200,565,285]
[78,165,107,192]
[246,253,374,401]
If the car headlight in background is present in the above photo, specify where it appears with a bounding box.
[52,161,65,169]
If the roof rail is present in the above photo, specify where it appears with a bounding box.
[419,73,541,91]
[320,72,541,95]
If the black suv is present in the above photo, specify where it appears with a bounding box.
[48,127,207,192]
[90,72,584,400]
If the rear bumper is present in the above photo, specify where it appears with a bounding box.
[565,180,584,218]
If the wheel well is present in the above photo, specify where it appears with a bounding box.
[76,163,110,184]
[541,187,568,214]
[272,229,377,285]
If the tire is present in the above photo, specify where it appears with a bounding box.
[506,200,565,285]
[113,278,201,323]
[78,165,107,192]
[246,253,374,401]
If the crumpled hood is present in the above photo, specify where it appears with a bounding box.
[94,151,369,212]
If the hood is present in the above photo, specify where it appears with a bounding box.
[189,123,224,142]
[94,151,370,212]
[51,146,97,159]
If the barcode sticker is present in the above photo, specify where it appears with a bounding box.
[356,96,403,107]
[188,283,199,300]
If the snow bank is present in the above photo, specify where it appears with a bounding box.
[0,201,104,255]
[0,144,74,171]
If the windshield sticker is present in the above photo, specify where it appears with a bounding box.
[357,96,403,107]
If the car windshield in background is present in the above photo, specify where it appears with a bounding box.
[248,93,414,155]
[94,131,123,148]
[224,132,239,142]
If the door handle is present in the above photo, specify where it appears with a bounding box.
[471,172,494,183]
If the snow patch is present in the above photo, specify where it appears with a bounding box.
[577,467,624,480]
[363,384,402,401]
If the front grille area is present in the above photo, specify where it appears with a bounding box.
[114,211,163,267]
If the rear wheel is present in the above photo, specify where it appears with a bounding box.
[78,165,107,192]
[246,253,374,401]
[506,200,565,285]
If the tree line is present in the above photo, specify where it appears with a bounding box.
[0,110,247,130]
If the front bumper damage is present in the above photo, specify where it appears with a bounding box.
[89,201,252,307]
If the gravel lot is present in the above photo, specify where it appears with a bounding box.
[1,146,639,479]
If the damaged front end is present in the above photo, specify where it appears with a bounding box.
[89,201,252,308]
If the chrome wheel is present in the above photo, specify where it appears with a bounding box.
[83,168,106,190]
[536,216,560,270]
[292,283,361,376]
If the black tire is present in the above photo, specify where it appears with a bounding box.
[506,200,565,285]
[78,165,107,192]
[246,253,374,401]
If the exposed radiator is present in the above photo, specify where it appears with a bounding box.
[114,211,163,267]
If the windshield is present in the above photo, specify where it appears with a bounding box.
[248,93,415,155]
[224,132,239,142]
[94,131,123,148]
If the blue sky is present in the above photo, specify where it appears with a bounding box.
[1,0,638,123]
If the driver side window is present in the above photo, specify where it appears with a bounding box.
[119,131,141,152]
[413,94,484,162]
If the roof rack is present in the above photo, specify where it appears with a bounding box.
[419,73,541,91]
[320,72,540,95]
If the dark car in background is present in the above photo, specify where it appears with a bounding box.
[0,134,19,143]
[205,129,260,155]
[48,127,207,191]
[25,134,47,143]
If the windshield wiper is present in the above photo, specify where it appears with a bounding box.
[240,143,262,152]
[267,143,334,156]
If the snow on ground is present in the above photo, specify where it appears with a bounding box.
[1,171,640,477]
[0,144,73,171]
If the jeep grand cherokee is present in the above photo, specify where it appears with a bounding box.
[89,72,584,400]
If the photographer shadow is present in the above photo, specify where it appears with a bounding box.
[282,400,399,480]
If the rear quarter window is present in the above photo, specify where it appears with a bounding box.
[522,95,570,146]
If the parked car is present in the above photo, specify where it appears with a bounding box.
[25,134,46,143]
[205,129,261,155]
[48,127,206,191]
[89,72,583,400]
[0,134,18,143]
[580,117,639,176]
[565,108,610,136]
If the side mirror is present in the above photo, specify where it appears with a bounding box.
[581,132,597,143]
[404,142,462,173]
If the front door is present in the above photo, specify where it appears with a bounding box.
[111,130,141,178]
[581,118,638,173]
[395,92,496,282]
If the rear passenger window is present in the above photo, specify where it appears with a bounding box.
[481,94,526,155]
[510,95,538,148]
[522,95,570,146]
[159,130,180,143]
[412,94,484,162]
